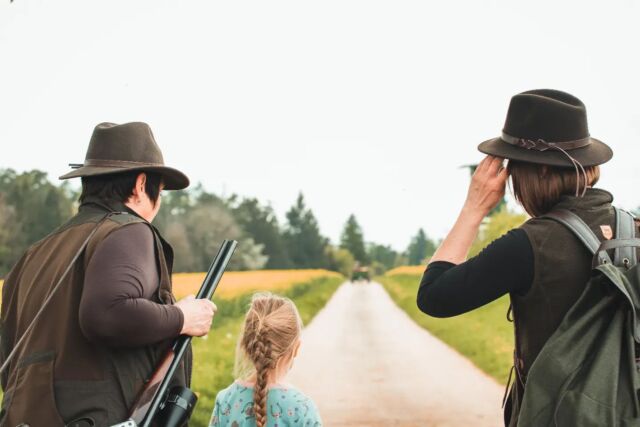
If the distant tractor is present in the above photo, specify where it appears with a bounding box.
[351,265,370,283]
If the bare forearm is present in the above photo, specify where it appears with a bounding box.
[430,206,484,264]
[429,155,507,265]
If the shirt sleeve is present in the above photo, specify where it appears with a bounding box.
[416,228,534,318]
[304,403,322,426]
[79,223,184,347]
[298,394,322,426]
[209,398,221,427]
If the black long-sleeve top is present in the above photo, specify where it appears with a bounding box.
[417,229,534,317]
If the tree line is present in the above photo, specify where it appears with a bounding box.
[0,169,438,277]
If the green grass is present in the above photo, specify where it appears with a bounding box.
[379,273,513,384]
[189,276,344,426]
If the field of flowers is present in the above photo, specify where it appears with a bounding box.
[172,269,342,299]
[384,265,426,276]
[0,270,342,305]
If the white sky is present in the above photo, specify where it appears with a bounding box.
[1,0,639,251]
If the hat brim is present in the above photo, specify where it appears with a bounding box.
[478,137,613,167]
[59,165,190,190]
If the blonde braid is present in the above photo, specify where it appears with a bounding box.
[251,331,274,427]
[235,293,303,427]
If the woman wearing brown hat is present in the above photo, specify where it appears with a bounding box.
[416,89,623,426]
[0,122,216,426]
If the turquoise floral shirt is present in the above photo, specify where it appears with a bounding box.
[209,381,322,427]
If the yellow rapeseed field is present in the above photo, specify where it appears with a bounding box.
[0,270,342,302]
[385,265,426,276]
[172,269,342,299]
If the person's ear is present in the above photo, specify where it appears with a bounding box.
[132,173,147,200]
[293,339,301,358]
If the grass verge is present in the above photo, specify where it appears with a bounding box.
[378,273,513,384]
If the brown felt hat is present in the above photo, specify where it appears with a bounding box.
[59,122,189,190]
[478,89,613,167]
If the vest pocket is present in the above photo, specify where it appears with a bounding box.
[54,380,110,426]
[3,351,66,426]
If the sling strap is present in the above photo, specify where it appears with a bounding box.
[615,209,638,268]
[543,207,637,269]
[543,209,606,258]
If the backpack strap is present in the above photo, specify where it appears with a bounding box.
[542,209,613,266]
[614,208,638,268]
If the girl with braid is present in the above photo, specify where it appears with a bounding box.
[210,293,322,427]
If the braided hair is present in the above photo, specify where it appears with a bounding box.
[235,293,303,427]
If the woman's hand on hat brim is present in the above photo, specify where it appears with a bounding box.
[428,155,508,265]
[463,155,508,219]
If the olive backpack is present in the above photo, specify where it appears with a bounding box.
[518,207,640,426]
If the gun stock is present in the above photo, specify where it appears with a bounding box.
[125,239,238,427]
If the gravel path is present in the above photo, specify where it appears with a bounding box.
[288,282,505,427]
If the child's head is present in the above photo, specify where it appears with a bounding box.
[235,292,303,427]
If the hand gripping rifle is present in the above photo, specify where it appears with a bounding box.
[112,239,238,427]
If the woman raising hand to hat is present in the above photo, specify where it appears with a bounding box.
[416,89,616,426]
[429,155,509,265]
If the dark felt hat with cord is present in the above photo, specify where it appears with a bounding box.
[59,122,189,190]
[478,89,613,167]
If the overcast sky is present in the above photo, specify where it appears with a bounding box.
[1,0,639,250]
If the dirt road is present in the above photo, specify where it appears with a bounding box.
[288,282,505,427]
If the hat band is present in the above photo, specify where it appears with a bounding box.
[83,159,165,168]
[501,132,592,152]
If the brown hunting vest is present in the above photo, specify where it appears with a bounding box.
[505,188,637,426]
[0,198,191,427]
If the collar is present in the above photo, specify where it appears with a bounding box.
[79,196,146,221]
[553,188,614,212]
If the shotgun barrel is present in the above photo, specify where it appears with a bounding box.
[125,239,238,427]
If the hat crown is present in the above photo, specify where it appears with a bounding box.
[59,121,189,190]
[503,89,590,142]
[85,122,165,166]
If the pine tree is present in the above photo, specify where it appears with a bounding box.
[283,193,329,268]
[232,198,292,269]
[407,228,436,265]
[340,214,369,264]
